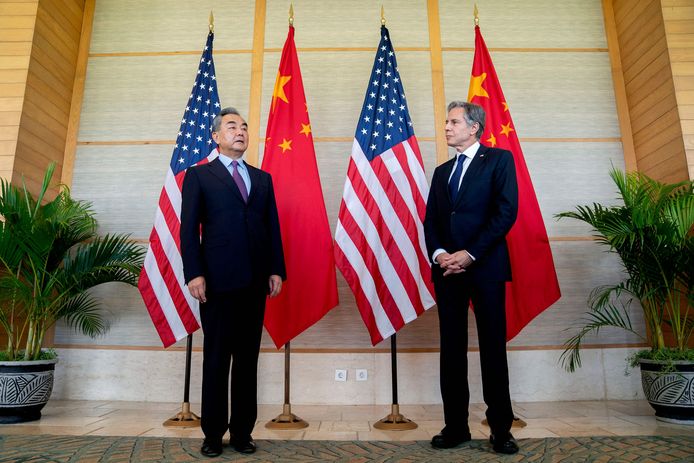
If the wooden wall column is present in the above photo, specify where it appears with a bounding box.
[0,0,91,194]
[607,0,693,182]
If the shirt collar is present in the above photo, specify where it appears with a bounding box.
[457,141,480,161]
[218,153,247,170]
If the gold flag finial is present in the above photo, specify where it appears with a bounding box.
[209,10,214,33]
[289,3,294,26]
[474,4,479,26]
[381,5,386,26]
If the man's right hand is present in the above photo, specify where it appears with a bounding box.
[435,252,451,266]
[188,276,207,303]
[437,251,468,276]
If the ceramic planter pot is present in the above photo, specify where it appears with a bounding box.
[0,358,58,423]
[639,358,694,425]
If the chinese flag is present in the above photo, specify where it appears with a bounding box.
[468,25,561,340]
[261,25,339,348]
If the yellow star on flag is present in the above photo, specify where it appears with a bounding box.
[300,123,311,137]
[502,101,509,112]
[486,132,497,147]
[467,73,489,101]
[271,74,292,112]
[500,122,514,137]
[278,138,292,153]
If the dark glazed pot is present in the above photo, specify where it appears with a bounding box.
[0,358,58,423]
[640,358,694,425]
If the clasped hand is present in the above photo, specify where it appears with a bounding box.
[436,250,473,276]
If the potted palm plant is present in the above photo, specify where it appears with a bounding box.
[0,163,144,423]
[557,168,693,423]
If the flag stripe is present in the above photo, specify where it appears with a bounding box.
[348,156,424,322]
[141,250,189,341]
[392,140,427,221]
[393,142,435,297]
[373,144,434,305]
[138,269,176,347]
[151,209,200,331]
[158,188,182,254]
[164,171,183,222]
[339,172,411,327]
[350,142,433,316]
[335,217,394,343]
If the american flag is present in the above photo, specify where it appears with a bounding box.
[334,26,435,346]
[138,32,221,348]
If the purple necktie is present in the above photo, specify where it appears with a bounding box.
[231,160,248,203]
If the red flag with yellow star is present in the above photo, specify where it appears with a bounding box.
[468,25,561,340]
[261,25,338,348]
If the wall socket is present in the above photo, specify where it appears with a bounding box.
[356,369,368,381]
[335,369,347,381]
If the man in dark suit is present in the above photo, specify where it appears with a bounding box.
[181,107,285,457]
[424,101,519,454]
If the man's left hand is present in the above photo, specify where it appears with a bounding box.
[441,250,473,276]
[268,275,282,297]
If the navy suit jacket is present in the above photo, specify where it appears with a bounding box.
[180,157,286,293]
[424,144,518,283]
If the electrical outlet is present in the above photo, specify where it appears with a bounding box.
[335,369,347,381]
[356,369,368,381]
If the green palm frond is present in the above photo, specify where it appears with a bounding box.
[54,292,108,338]
[62,235,145,289]
[560,299,644,372]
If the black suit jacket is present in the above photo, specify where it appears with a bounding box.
[424,144,518,283]
[180,157,286,293]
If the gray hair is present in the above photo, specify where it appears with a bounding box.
[211,107,242,133]
[447,101,485,140]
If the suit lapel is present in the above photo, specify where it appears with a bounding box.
[246,164,262,204]
[453,144,488,207]
[208,157,245,202]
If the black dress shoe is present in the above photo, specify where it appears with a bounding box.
[490,433,519,454]
[200,439,223,457]
[229,436,257,454]
[431,430,472,449]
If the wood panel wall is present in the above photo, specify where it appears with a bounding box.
[662,0,694,180]
[12,0,86,194]
[0,0,38,182]
[610,0,690,182]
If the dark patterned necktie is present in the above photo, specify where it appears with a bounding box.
[448,154,465,200]
[231,160,248,203]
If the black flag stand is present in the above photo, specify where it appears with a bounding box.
[163,334,201,427]
[265,341,308,429]
[373,333,417,430]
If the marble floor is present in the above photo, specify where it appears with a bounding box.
[0,399,692,442]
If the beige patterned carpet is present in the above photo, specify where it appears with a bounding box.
[1,434,693,462]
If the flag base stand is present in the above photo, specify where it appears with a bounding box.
[481,417,527,428]
[163,402,201,427]
[265,403,308,429]
[373,404,418,430]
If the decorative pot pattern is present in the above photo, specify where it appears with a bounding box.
[0,359,58,423]
[640,359,694,424]
[0,370,54,407]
